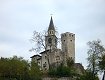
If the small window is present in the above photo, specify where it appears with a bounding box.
[48,38,52,44]
[56,56,60,61]
[45,56,47,59]
[65,34,66,36]
[64,40,65,42]
[52,31,53,34]
[43,64,46,68]
[38,62,40,64]
[63,35,64,37]
[70,40,72,42]
[72,35,73,37]
[45,68,47,70]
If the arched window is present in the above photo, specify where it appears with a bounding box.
[52,31,53,34]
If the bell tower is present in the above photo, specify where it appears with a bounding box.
[45,17,57,50]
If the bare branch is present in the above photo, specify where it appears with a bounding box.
[29,30,46,53]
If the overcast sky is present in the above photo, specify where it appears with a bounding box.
[0,0,105,74]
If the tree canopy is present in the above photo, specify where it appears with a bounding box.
[0,56,42,80]
[87,39,105,80]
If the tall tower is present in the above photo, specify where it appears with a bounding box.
[45,17,57,50]
[61,32,75,61]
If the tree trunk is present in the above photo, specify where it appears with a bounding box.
[102,71,105,80]
[92,53,95,80]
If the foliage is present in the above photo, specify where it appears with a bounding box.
[29,61,42,80]
[56,64,71,77]
[99,54,105,80]
[48,67,57,77]
[99,55,105,71]
[67,57,74,67]
[79,70,99,80]
[0,56,42,80]
[87,39,105,79]
[48,62,76,77]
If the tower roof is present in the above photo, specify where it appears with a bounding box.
[48,16,55,31]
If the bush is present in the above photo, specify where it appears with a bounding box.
[48,64,72,77]
[56,65,71,77]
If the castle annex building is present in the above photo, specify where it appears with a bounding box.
[31,17,75,71]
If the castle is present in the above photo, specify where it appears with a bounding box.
[31,17,75,71]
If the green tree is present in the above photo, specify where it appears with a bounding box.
[87,40,105,80]
[0,57,9,79]
[79,70,99,80]
[0,56,43,80]
[0,56,30,80]
[99,55,105,80]
[9,56,30,80]
[29,61,42,80]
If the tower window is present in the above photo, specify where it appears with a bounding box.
[72,35,73,37]
[50,31,51,34]
[70,40,72,42]
[52,31,53,34]
[45,56,47,59]
[64,40,65,42]
[65,34,66,36]
[62,35,64,37]
[38,62,40,64]
[43,63,46,68]
[48,38,52,44]
[56,56,60,61]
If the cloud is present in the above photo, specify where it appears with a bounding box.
[0,0,105,70]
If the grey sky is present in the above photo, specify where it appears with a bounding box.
[0,1,105,77]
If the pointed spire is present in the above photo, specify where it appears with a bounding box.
[48,16,55,31]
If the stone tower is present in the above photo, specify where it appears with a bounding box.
[45,17,57,50]
[61,32,75,61]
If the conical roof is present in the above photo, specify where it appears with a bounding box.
[48,16,55,31]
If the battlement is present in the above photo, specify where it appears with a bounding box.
[61,32,75,39]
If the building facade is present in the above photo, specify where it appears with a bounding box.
[30,17,75,71]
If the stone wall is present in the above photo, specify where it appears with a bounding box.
[43,77,74,80]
